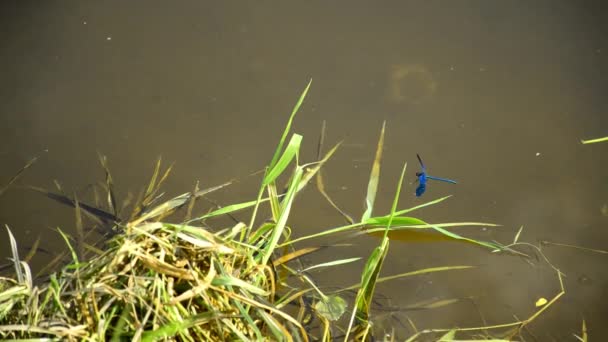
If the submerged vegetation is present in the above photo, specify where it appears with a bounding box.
[0,81,571,341]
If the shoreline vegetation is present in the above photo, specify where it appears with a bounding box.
[0,81,575,341]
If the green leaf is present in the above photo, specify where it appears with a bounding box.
[263,134,302,186]
[193,197,270,221]
[300,257,361,273]
[314,295,347,321]
[259,166,304,265]
[361,121,386,222]
[268,79,312,169]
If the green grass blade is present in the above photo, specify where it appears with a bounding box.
[361,121,386,222]
[338,265,474,293]
[346,161,407,340]
[73,194,85,261]
[300,257,361,273]
[268,79,312,170]
[390,195,453,216]
[365,215,425,226]
[5,225,23,284]
[259,166,303,265]
[248,80,311,236]
[352,245,387,326]
[140,312,217,342]
[363,215,502,250]
[298,141,341,192]
[278,222,365,247]
[360,161,407,311]
[192,197,271,222]
[263,134,302,186]
[581,136,608,144]
[56,228,79,265]
[144,157,162,200]
[98,153,118,218]
[426,223,502,250]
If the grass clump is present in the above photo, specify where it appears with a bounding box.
[0,81,566,341]
[2,221,303,341]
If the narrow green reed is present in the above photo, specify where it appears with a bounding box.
[246,80,312,240]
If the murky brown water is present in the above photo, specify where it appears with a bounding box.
[1,1,607,339]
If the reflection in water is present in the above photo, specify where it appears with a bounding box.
[388,64,437,105]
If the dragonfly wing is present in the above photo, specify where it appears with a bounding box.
[426,175,457,184]
[416,153,426,171]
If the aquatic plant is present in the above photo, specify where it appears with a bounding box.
[0,81,566,341]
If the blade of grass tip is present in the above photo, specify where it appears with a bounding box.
[20,260,33,290]
[5,225,24,284]
[74,193,85,261]
[513,225,524,244]
[426,222,502,250]
[146,162,174,208]
[581,136,608,144]
[192,197,271,223]
[144,157,162,201]
[23,235,41,262]
[389,195,453,217]
[278,221,365,247]
[581,319,588,342]
[129,187,145,221]
[98,153,118,218]
[361,121,386,223]
[382,161,406,239]
[130,181,233,227]
[316,120,327,159]
[300,257,361,273]
[299,141,344,190]
[53,179,64,194]
[199,195,241,225]
[192,180,233,198]
[0,155,39,197]
[267,182,281,222]
[272,246,321,267]
[57,227,79,265]
[263,134,303,186]
[247,81,311,237]
[300,140,342,192]
[269,79,312,170]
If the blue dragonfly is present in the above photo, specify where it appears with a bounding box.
[415,153,457,197]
